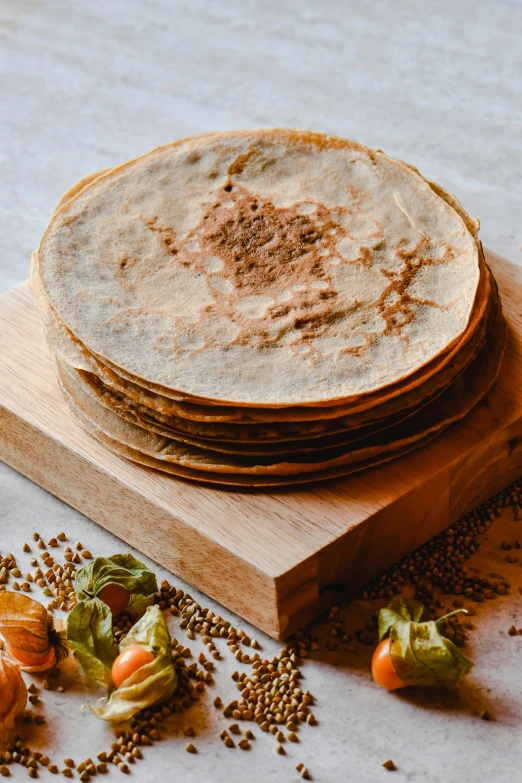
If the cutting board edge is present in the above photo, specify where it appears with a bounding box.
[1,248,521,639]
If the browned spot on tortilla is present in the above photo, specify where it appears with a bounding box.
[186,180,353,345]
[358,247,374,267]
[139,172,448,359]
[227,150,258,176]
[198,182,332,292]
[142,215,178,254]
[377,239,447,340]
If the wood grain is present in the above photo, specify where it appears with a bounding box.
[0,249,521,639]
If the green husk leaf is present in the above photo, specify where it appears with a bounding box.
[378,596,429,641]
[119,605,171,657]
[66,599,118,688]
[88,606,176,723]
[378,596,473,690]
[89,653,177,723]
[75,554,158,615]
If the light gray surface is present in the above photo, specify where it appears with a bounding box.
[1,0,522,291]
[1,1,522,781]
[3,463,522,783]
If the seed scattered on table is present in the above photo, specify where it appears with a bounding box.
[362,480,522,623]
[7,481,522,781]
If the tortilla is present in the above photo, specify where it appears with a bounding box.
[56,300,506,478]
[56,355,455,456]
[33,131,507,487]
[38,129,482,406]
[66,398,443,488]
[31,250,492,423]
[60,283,495,447]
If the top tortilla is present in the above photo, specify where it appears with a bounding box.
[30,250,491,424]
[37,129,481,406]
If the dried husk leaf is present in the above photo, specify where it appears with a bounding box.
[8,645,59,674]
[378,596,473,690]
[0,651,27,740]
[0,592,68,671]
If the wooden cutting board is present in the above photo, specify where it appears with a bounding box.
[1,249,521,640]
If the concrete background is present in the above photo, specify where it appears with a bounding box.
[1,1,522,780]
[1,0,522,292]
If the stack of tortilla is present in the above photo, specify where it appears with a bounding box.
[31,129,507,487]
